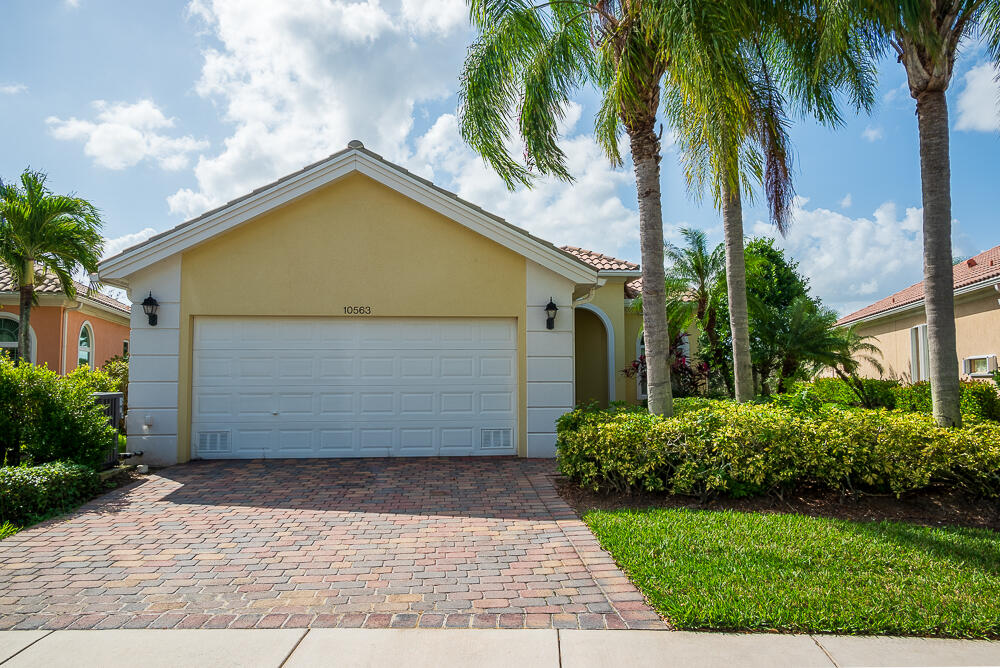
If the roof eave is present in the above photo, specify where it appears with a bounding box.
[99,146,599,286]
[837,275,1000,327]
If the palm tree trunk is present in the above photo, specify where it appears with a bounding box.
[18,258,34,364]
[916,89,961,427]
[722,180,754,402]
[629,120,672,417]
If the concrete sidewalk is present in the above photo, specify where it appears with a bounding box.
[2,629,999,667]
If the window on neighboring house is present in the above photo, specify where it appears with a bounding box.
[78,323,94,370]
[0,318,19,363]
[636,332,647,399]
[963,355,998,377]
[909,324,930,382]
[122,340,129,357]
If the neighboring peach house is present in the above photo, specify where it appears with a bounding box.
[837,243,1000,381]
[0,265,131,371]
[98,140,673,466]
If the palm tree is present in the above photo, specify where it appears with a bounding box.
[0,169,104,363]
[821,1,1000,426]
[459,1,769,416]
[634,227,732,394]
[665,7,876,403]
[828,326,887,409]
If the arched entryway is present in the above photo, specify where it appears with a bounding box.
[574,305,613,407]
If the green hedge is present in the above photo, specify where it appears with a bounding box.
[892,381,1000,422]
[0,462,100,526]
[0,357,116,469]
[786,378,1000,421]
[556,401,1000,499]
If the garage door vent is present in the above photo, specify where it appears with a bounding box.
[198,430,231,454]
[481,428,512,450]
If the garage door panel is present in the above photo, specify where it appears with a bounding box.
[192,317,517,458]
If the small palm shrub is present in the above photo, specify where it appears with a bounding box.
[556,401,1000,498]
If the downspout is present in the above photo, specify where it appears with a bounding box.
[60,299,84,374]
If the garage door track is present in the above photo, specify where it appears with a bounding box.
[0,459,665,631]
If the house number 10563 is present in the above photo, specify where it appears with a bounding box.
[343,306,372,315]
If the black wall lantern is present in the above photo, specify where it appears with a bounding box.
[544,297,558,330]
[141,292,159,326]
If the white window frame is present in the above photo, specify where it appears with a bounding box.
[962,354,998,378]
[909,324,930,382]
[0,313,36,364]
[122,339,129,357]
[636,331,647,400]
[77,321,95,370]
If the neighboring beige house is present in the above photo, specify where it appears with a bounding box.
[98,140,652,465]
[837,243,1000,381]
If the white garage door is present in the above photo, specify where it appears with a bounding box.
[191,317,518,458]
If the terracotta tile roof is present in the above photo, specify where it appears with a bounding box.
[837,243,1000,326]
[0,264,131,314]
[626,277,642,299]
[560,246,640,272]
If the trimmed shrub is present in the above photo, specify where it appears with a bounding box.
[0,462,100,526]
[0,357,116,469]
[892,381,1000,422]
[556,400,1000,499]
[800,377,899,409]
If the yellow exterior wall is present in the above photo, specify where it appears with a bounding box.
[575,308,608,406]
[622,308,703,404]
[852,287,1000,380]
[587,279,632,401]
[178,173,527,461]
[624,310,644,404]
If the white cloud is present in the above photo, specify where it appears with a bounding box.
[0,83,26,95]
[164,0,639,256]
[102,227,159,259]
[955,62,1000,132]
[750,197,958,315]
[839,193,852,208]
[862,125,884,142]
[168,0,478,218]
[411,112,639,254]
[47,99,208,170]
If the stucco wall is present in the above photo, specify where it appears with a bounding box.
[0,303,128,371]
[574,308,608,406]
[852,286,1000,380]
[0,305,62,368]
[176,173,529,461]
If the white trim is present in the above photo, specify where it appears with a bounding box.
[0,313,36,364]
[963,354,998,377]
[577,303,616,402]
[77,320,95,370]
[596,270,642,277]
[99,147,598,286]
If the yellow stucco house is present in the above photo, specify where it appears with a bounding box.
[837,243,1000,381]
[99,140,648,465]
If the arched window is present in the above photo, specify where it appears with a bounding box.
[0,318,19,362]
[636,332,647,400]
[78,323,95,370]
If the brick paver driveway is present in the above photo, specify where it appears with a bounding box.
[0,459,666,631]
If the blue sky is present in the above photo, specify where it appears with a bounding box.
[1,0,998,314]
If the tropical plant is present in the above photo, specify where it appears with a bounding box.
[459,2,796,415]
[826,327,889,409]
[633,227,732,394]
[820,1,1000,426]
[0,169,103,363]
[665,4,876,404]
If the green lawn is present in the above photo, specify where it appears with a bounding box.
[585,507,1000,638]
